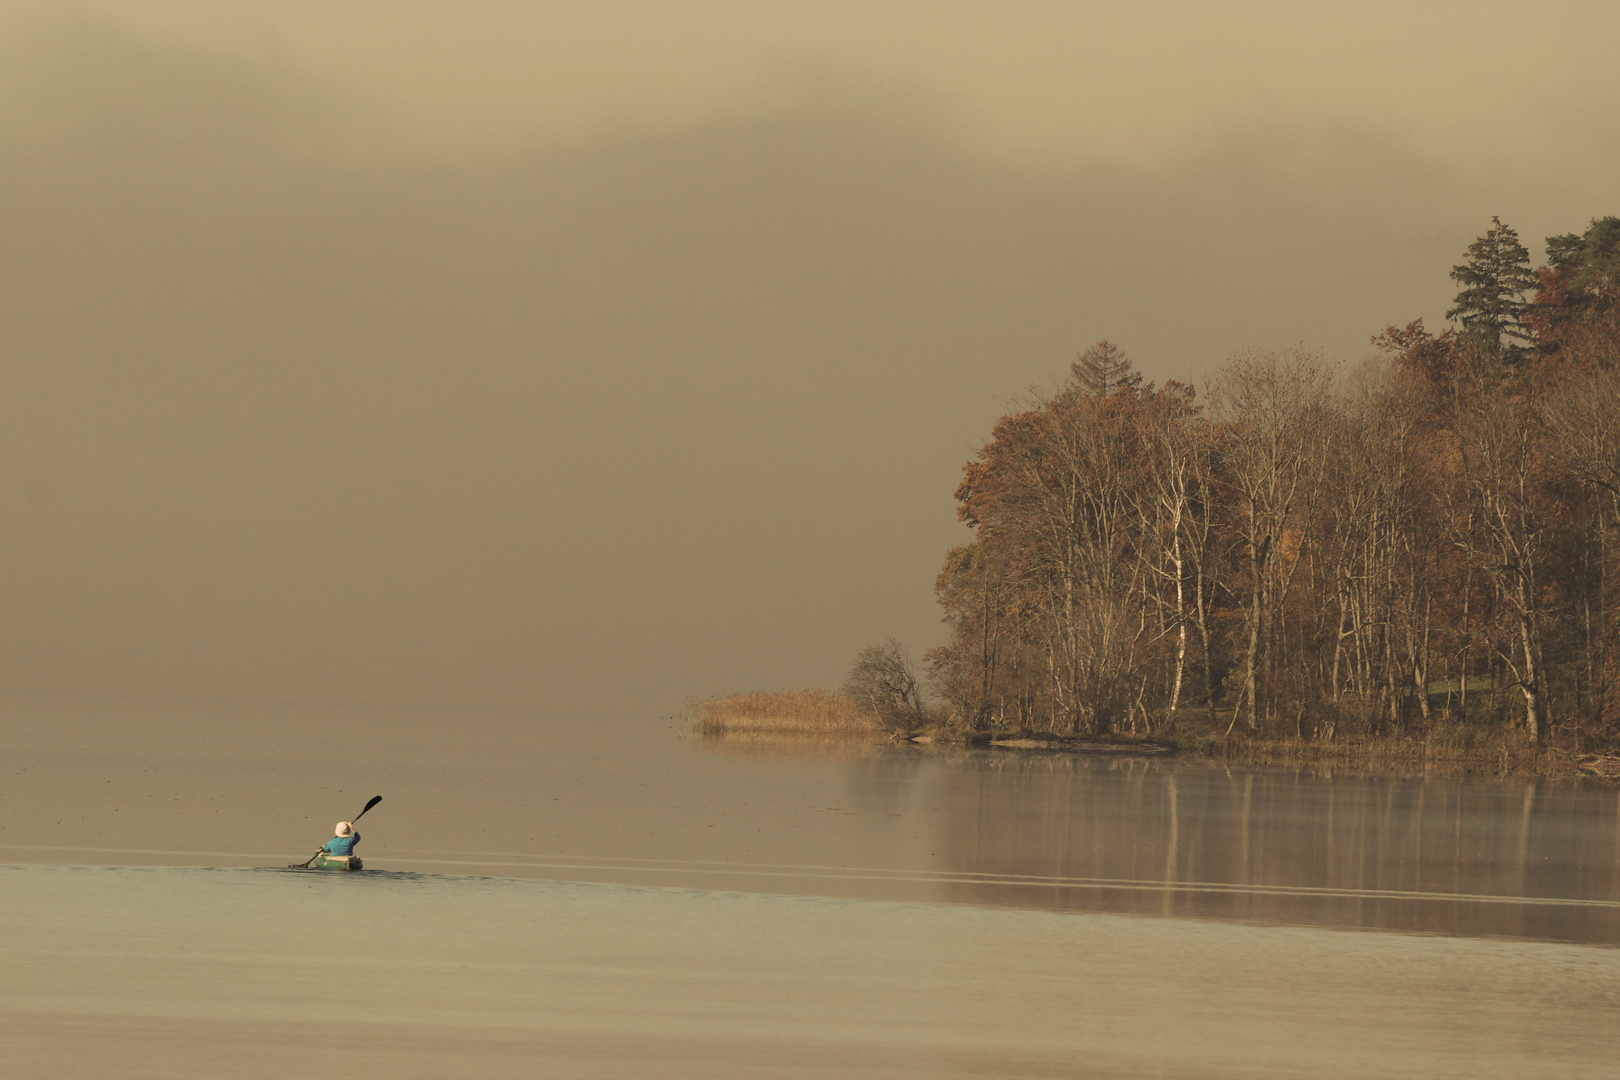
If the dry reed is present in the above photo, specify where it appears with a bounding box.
[686,689,884,739]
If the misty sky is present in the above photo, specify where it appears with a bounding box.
[2,2,1617,715]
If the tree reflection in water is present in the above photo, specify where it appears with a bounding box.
[849,751,1620,943]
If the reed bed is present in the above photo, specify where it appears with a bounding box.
[686,689,884,739]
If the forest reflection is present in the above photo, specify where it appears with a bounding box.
[859,752,1620,944]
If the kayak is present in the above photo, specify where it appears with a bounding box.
[308,852,364,871]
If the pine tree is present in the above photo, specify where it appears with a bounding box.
[1447,216,1537,363]
[1070,340,1141,396]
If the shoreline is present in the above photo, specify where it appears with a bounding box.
[688,693,1620,782]
[705,725,1620,782]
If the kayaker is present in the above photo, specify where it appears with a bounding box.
[322,821,360,857]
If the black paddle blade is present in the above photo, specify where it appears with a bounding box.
[355,795,382,821]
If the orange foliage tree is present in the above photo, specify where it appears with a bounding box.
[929,218,1620,748]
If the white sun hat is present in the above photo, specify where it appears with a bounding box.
[335,822,354,837]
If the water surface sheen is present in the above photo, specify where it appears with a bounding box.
[6,697,1614,942]
[3,865,1617,1080]
[3,697,1619,1077]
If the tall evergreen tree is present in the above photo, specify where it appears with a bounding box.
[1070,340,1141,396]
[1447,216,1536,363]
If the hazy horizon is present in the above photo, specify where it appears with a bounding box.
[3,2,1617,715]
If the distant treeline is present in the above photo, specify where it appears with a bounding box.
[926,216,1620,750]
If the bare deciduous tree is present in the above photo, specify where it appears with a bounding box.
[1205,346,1337,731]
[844,638,928,733]
[1451,368,1553,741]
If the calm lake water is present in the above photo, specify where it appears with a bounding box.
[3,695,1618,1077]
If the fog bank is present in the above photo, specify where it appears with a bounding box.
[1,9,1613,713]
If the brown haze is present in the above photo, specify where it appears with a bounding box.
[2,3,1618,714]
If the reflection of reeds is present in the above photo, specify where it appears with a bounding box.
[697,730,893,761]
[686,689,883,739]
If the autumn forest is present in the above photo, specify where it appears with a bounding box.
[920,216,1620,758]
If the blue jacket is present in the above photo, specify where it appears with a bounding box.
[322,832,360,856]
